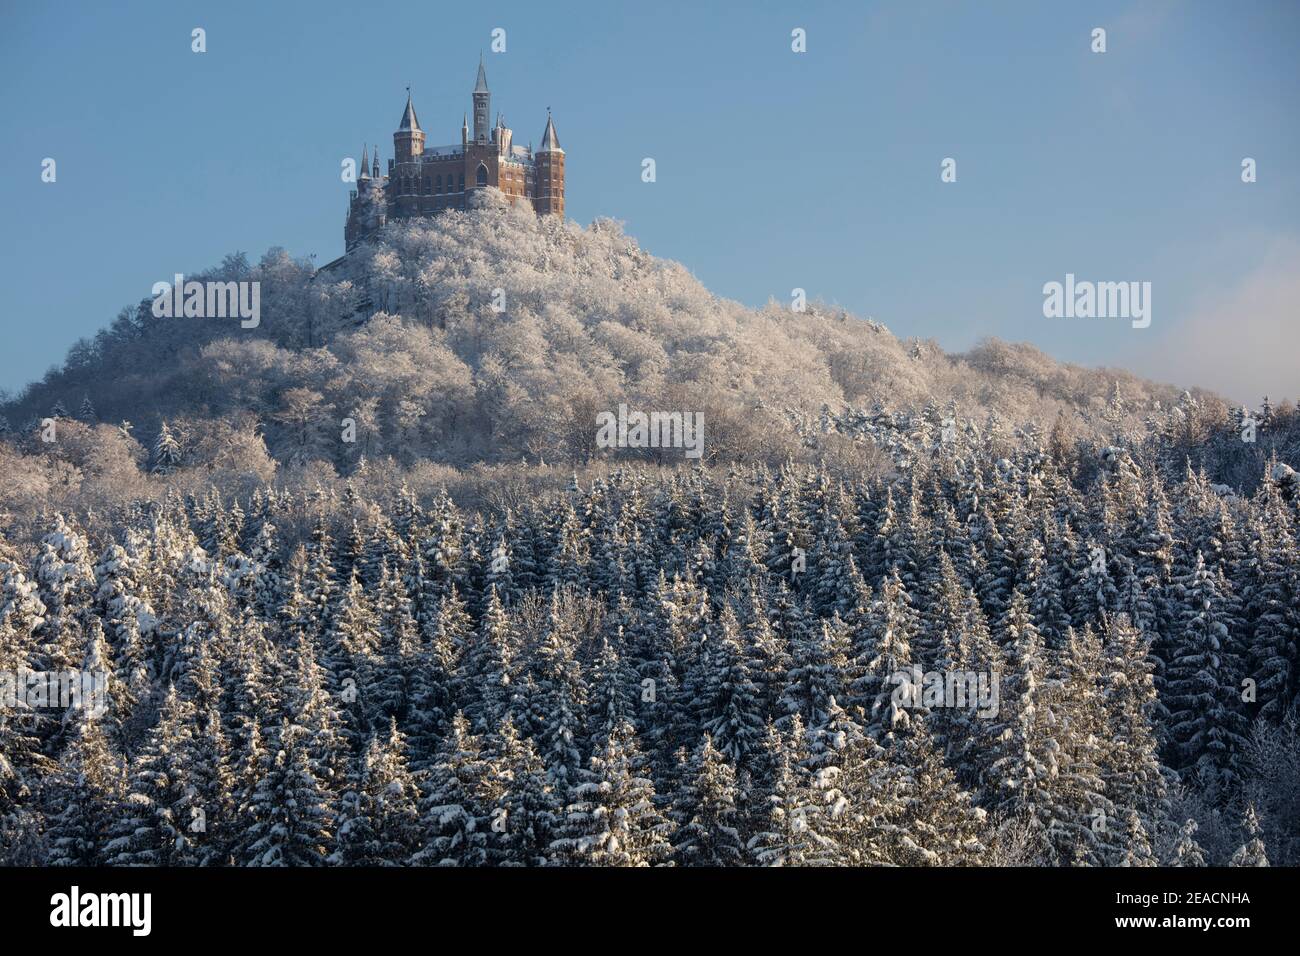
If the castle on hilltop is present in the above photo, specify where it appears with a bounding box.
[344,56,565,251]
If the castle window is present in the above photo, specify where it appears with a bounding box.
[424,177,431,194]
[436,174,442,194]
[476,163,488,187]
[458,173,465,191]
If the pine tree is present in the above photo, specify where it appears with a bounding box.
[1165,552,1249,793]
[151,422,182,474]
[1228,805,1269,867]
[746,717,841,866]
[1050,624,1116,865]
[586,627,639,747]
[280,634,350,788]
[0,616,51,859]
[412,712,488,866]
[1245,520,1297,721]
[1069,535,1119,630]
[670,734,745,866]
[34,515,95,671]
[862,716,988,865]
[1099,614,1168,841]
[303,513,339,629]
[780,615,851,731]
[1170,817,1207,866]
[331,719,421,865]
[698,605,766,766]
[532,591,586,787]
[481,715,559,866]
[323,570,383,742]
[1117,809,1156,866]
[106,685,201,865]
[849,569,918,733]
[43,715,126,866]
[248,518,283,618]
[979,591,1054,860]
[550,718,672,866]
[240,720,335,866]
[461,586,515,734]
[373,560,419,722]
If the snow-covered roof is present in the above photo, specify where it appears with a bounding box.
[538,114,562,152]
[398,93,420,131]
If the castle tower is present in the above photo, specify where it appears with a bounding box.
[472,55,491,144]
[534,112,565,217]
[394,91,425,163]
[358,143,370,181]
[496,112,512,156]
[391,90,425,218]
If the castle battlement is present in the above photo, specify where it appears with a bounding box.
[344,55,565,251]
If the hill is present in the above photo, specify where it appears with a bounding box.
[0,189,1293,527]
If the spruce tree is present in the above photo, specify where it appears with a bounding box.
[550,718,672,866]
[670,734,745,866]
[1228,805,1269,867]
[1165,552,1249,794]
[240,720,335,866]
[1171,817,1207,866]
[481,715,559,866]
[412,712,488,866]
[43,715,126,866]
[331,719,421,865]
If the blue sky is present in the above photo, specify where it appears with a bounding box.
[1,0,1296,403]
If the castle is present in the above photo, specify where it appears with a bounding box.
[344,56,565,251]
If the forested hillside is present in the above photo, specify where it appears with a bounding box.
[2,441,1297,865]
[1,190,1257,500]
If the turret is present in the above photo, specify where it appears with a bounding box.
[538,113,562,154]
[394,90,425,163]
[472,54,491,144]
[534,111,565,217]
[496,113,512,155]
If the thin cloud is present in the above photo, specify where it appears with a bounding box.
[1131,236,1300,406]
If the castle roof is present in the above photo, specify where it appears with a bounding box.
[538,114,562,153]
[398,92,421,131]
[475,54,489,93]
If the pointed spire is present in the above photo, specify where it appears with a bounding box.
[538,111,562,153]
[359,144,370,179]
[398,89,420,131]
[475,53,489,92]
